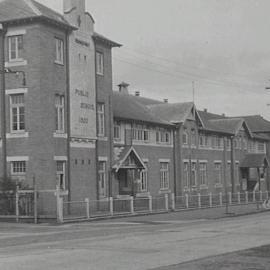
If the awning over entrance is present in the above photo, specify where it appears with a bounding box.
[112,146,146,172]
[239,154,269,168]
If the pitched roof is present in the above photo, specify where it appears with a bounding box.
[236,115,270,133]
[0,0,74,30]
[112,92,173,126]
[147,102,195,124]
[134,96,163,106]
[93,32,122,47]
[240,154,269,168]
[207,118,246,135]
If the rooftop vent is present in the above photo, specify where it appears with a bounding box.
[204,108,208,112]
[164,99,168,103]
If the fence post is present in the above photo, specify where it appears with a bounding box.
[228,192,232,205]
[85,198,90,219]
[209,192,212,208]
[15,186,19,223]
[171,193,175,211]
[253,190,256,202]
[109,197,113,216]
[148,196,152,212]
[185,193,189,209]
[33,175,38,224]
[165,194,169,211]
[219,192,223,206]
[198,193,201,208]
[245,191,249,204]
[130,196,134,214]
[56,187,63,223]
[260,191,263,201]
[237,192,241,204]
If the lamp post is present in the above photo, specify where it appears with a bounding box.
[0,23,7,181]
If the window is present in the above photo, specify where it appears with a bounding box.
[199,134,205,148]
[227,138,231,150]
[55,95,64,132]
[227,162,231,186]
[183,162,189,188]
[56,161,65,190]
[97,103,105,136]
[10,94,25,132]
[8,35,23,61]
[182,129,188,145]
[191,129,196,146]
[96,51,104,75]
[235,162,239,185]
[98,161,106,197]
[156,129,170,144]
[199,163,207,186]
[114,123,121,140]
[160,162,169,190]
[242,138,247,150]
[11,161,26,175]
[258,142,266,153]
[55,38,64,64]
[140,162,148,192]
[214,163,222,184]
[133,125,149,142]
[191,162,197,186]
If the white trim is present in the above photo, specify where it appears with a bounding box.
[98,156,108,162]
[235,160,239,164]
[54,60,64,66]
[6,132,29,139]
[133,141,173,148]
[0,140,2,148]
[70,141,95,149]
[7,156,29,162]
[183,159,189,163]
[214,160,222,163]
[5,60,28,67]
[53,133,68,139]
[199,160,208,163]
[142,158,149,162]
[54,156,68,161]
[6,28,26,37]
[158,158,170,163]
[98,136,108,142]
[191,159,197,163]
[6,88,28,95]
[227,160,231,164]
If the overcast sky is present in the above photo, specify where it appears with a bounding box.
[39,0,270,119]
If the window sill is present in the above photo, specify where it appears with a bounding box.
[159,189,171,194]
[98,136,108,141]
[96,72,104,76]
[53,132,67,139]
[54,60,64,66]
[136,192,150,198]
[6,132,29,139]
[215,183,223,188]
[5,59,27,67]
[200,185,208,190]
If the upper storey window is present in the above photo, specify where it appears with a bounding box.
[96,52,104,75]
[8,35,23,61]
[55,38,64,65]
[55,95,65,132]
[10,94,25,132]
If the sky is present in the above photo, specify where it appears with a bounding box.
[39,0,270,119]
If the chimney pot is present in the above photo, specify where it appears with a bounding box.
[164,99,168,103]
[118,82,129,95]
[204,108,207,112]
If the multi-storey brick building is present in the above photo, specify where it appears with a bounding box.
[0,0,270,218]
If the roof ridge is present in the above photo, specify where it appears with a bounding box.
[23,0,42,16]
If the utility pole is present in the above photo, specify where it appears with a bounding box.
[192,81,195,103]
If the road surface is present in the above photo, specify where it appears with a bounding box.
[0,211,270,270]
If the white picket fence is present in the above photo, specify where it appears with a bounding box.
[57,191,269,223]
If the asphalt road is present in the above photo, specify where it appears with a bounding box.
[0,211,270,270]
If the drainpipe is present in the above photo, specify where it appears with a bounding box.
[0,24,7,181]
[230,136,235,194]
[173,124,180,197]
[65,30,71,201]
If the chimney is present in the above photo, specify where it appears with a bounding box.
[164,99,168,103]
[135,91,140,97]
[204,108,208,112]
[222,113,225,117]
[118,82,129,95]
